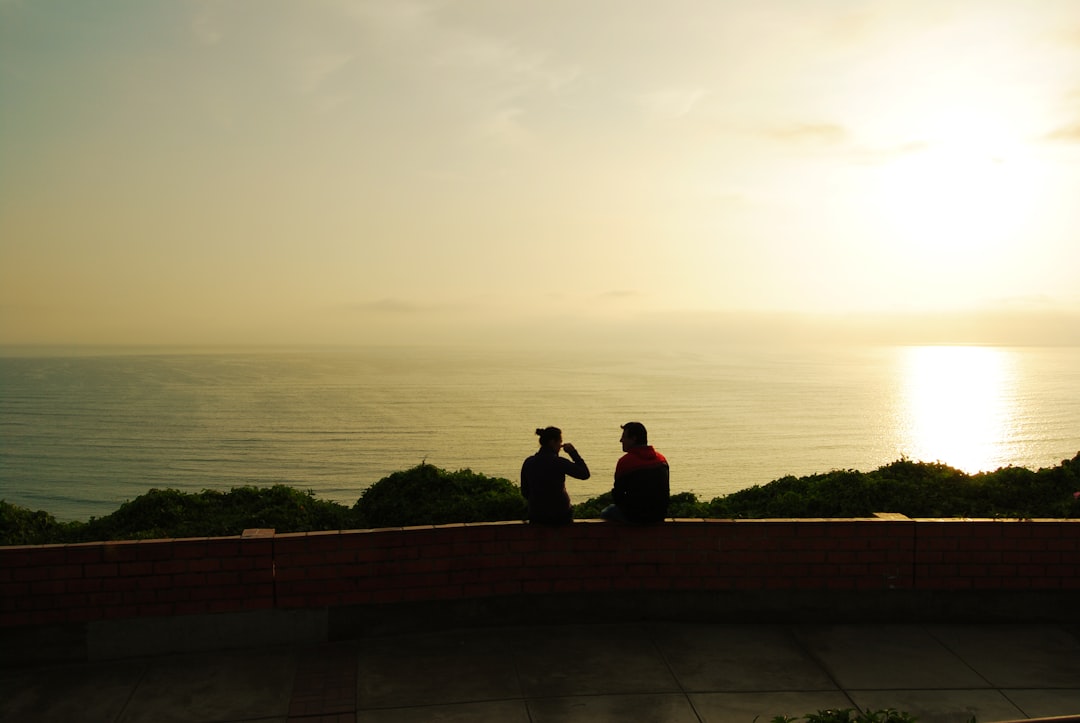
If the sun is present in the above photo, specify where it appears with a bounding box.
[873,113,1039,261]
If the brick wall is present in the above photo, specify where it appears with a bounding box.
[2,518,1078,628]
[0,532,275,627]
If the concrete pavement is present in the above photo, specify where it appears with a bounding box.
[2,622,1080,722]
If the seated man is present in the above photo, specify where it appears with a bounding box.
[601,421,669,524]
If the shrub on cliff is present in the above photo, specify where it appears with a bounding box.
[354,462,525,528]
[0,500,74,546]
[702,452,1080,519]
[60,486,357,543]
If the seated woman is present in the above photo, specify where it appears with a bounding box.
[520,426,590,525]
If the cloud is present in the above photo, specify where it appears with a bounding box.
[763,123,848,145]
[596,290,640,301]
[295,52,354,94]
[191,6,223,46]
[847,140,931,165]
[1044,121,1080,143]
[636,88,708,122]
[348,299,424,313]
[478,107,530,146]
[339,0,433,39]
[336,0,579,146]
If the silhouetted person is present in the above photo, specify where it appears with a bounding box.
[601,421,669,523]
[520,426,590,525]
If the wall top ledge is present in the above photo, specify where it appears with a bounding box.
[3,515,1078,552]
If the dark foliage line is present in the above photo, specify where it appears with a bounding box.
[3,454,1079,546]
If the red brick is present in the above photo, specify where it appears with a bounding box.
[239,538,274,557]
[138,575,176,590]
[0,612,32,626]
[173,601,211,615]
[241,570,273,585]
[186,557,222,573]
[135,542,175,561]
[28,578,67,595]
[204,571,241,586]
[132,589,158,604]
[367,588,405,604]
[46,564,83,580]
[170,540,210,559]
[173,572,207,587]
[88,590,124,606]
[27,547,69,565]
[30,609,71,625]
[274,566,308,582]
[205,539,243,557]
[101,538,139,561]
[64,578,102,593]
[489,580,521,595]
[13,567,49,582]
[102,577,139,592]
[241,597,273,611]
[152,560,190,575]
[0,549,37,567]
[116,561,154,576]
[220,556,257,571]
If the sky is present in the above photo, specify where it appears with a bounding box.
[2,0,1080,348]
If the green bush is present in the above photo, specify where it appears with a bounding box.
[0,501,72,546]
[354,462,526,528]
[0,486,358,545]
[571,491,612,520]
[701,453,1080,520]
[767,710,921,723]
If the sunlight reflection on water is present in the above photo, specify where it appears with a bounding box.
[898,346,1018,473]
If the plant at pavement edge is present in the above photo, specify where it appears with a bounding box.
[353,462,526,528]
[762,709,926,722]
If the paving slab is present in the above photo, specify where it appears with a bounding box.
[513,623,680,698]
[0,658,146,723]
[794,624,991,690]
[850,688,1026,723]
[652,622,838,693]
[527,692,700,722]
[928,624,1080,689]
[116,648,295,723]
[355,699,530,722]
[689,690,856,722]
[356,629,520,709]
[1002,689,1080,720]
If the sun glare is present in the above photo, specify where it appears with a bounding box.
[874,113,1039,261]
[897,346,1017,473]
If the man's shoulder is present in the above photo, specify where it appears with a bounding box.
[616,446,668,476]
[633,446,667,465]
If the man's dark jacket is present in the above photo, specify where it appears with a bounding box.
[613,445,669,523]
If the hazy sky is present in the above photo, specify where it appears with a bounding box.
[3,1,1080,347]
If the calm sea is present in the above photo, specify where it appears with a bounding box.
[1,344,1078,521]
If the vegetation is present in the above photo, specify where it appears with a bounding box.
[2,454,1079,546]
[352,462,525,528]
[764,710,923,723]
[698,453,1080,520]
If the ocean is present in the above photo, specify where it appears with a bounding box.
[1,344,1078,521]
